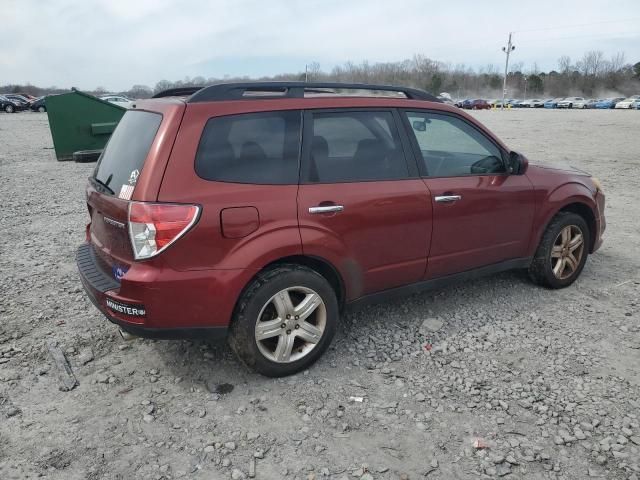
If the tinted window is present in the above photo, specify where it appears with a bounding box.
[307,111,408,183]
[195,111,301,184]
[93,110,162,197]
[404,111,505,177]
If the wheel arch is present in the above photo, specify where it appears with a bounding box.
[263,255,346,309]
[532,198,597,256]
[557,202,597,252]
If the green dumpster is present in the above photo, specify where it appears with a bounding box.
[46,89,126,161]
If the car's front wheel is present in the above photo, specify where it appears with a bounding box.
[5,104,14,113]
[228,265,338,377]
[38,106,46,113]
[529,212,590,289]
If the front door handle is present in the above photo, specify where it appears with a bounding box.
[309,205,344,214]
[434,195,462,203]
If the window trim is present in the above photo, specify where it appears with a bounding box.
[300,108,416,184]
[398,109,509,178]
[193,109,303,186]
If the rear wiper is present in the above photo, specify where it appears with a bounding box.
[91,175,115,195]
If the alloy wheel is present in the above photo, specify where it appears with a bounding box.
[254,286,326,363]
[551,225,585,280]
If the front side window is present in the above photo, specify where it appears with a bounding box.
[306,111,408,183]
[195,111,301,184]
[404,111,505,177]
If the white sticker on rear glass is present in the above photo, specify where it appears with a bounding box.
[119,184,134,200]
[128,169,140,185]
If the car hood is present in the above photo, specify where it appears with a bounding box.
[527,159,591,176]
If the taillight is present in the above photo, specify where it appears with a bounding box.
[128,202,200,260]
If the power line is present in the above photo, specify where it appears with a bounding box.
[523,30,638,41]
[515,18,640,34]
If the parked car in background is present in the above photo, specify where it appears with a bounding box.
[2,94,31,107]
[583,99,599,109]
[100,95,134,108]
[572,98,593,109]
[595,97,625,109]
[437,92,455,105]
[0,95,27,113]
[614,95,640,109]
[15,93,37,101]
[544,98,563,108]
[76,81,606,376]
[509,100,524,108]
[557,97,585,109]
[631,99,640,110]
[465,99,491,110]
[521,99,544,108]
[29,96,47,112]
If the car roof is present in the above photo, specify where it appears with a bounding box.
[152,82,441,103]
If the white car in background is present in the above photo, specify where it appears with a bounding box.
[100,95,134,108]
[557,97,585,109]
[572,98,593,109]
[522,98,544,108]
[614,95,640,109]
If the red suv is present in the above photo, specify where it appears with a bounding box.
[77,82,605,376]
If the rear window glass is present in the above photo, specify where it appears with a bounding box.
[93,111,162,197]
[195,111,301,184]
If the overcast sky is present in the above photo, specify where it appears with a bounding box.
[3,0,639,91]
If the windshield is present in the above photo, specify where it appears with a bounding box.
[93,110,162,198]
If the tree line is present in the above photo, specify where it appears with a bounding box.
[4,51,640,100]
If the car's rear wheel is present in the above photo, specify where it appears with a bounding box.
[529,212,590,289]
[228,265,338,377]
[5,104,14,113]
[38,106,46,113]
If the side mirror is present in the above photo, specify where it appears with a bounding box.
[507,151,527,175]
[412,120,427,132]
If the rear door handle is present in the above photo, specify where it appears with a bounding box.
[309,205,344,214]
[434,195,462,203]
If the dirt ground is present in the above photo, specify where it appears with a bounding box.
[1,109,639,480]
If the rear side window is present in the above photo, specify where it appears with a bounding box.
[306,111,408,183]
[195,111,301,184]
[93,111,162,197]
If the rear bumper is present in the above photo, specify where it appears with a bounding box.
[76,243,232,340]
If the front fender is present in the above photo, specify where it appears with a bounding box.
[527,182,597,256]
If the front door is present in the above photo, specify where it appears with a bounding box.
[401,110,535,279]
[297,109,432,299]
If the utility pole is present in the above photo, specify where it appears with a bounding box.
[501,32,515,110]
[305,64,308,83]
[523,75,528,101]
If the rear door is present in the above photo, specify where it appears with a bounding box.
[400,110,535,279]
[297,109,432,299]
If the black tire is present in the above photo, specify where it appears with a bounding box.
[529,212,590,289]
[228,264,339,377]
[38,106,46,113]
[5,104,14,113]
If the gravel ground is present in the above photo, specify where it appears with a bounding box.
[0,109,639,480]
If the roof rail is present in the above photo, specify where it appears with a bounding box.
[186,82,441,103]
[152,86,204,98]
